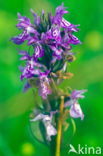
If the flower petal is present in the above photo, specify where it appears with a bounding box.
[71,89,87,99]
[70,103,84,120]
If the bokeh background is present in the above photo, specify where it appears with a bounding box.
[0,0,103,156]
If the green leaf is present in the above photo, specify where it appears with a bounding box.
[30,121,46,144]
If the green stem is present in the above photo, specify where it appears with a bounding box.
[55,96,64,156]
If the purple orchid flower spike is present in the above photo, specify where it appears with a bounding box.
[12,3,87,145]
[30,113,57,141]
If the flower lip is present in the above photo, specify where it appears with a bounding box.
[70,102,84,120]
[64,89,87,120]
[34,44,44,60]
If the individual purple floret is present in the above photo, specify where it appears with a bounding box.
[50,46,63,60]
[11,32,28,45]
[39,71,52,99]
[71,89,87,99]
[34,44,44,60]
[19,54,47,80]
[52,3,68,25]
[69,101,84,120]
[17,13,33,31]
[65,90,87,120]
[45,25,61,42]
[30,113,57,141]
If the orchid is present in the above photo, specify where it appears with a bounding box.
[65,90,87,120]
[12,3,87,156]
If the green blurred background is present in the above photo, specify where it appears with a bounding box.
[0,0,103,155]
